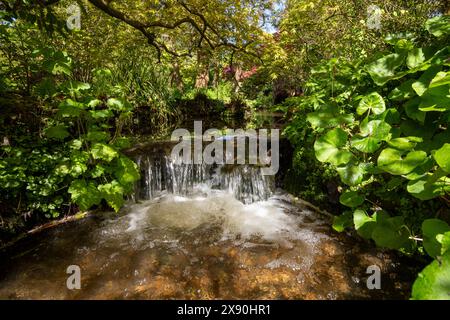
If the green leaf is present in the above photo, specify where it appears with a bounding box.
[404,97,426,123]
[61,81,91,94]
[407,175,450,200]
[378,148,428,175]
[46,125,69,140]
[357,92,386,115]
[418,85,450,112]
[58,99,85,118]
[68,180,102,212]
[70,151,89,177]
[395,39,414,54]
[366,54,405,86]
[353,209,376,239]
[98,181,125,212]
[436,232,450,256]
[314,128,353,166]
[407,48,426,69]
[422,219,450,258]
[372,216,411,250]
[425,15,450,38]
[412,252,450,300]
[307,105,354,129]
[412,66,442,96]
[389,79,416,101]
[91,143,118,162]
[336,163,367,186]
[340,190,365,208]
[86,131,110,143]
[387,137,419,151]
[434,144,450,173]
[107,98,132,112]
[114,156,140,192]
[430,71,450,88]
[332,211,353,232]
[351,120,391,153]
[89,109,114,120]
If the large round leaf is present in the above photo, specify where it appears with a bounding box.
[366,54,405,86]
[353,209,376,239]
[351,120,391,153]
[314,128,353,166]
[340,190,365,208]
[425,15,450,38]
[412,252,450,300]
[387,137,418,151]
[433,143,450,173]
[307,105,354,129]
[357,92,386,115]
[371,216,411,250]
[422,219,450,258]
[336,163,367,186]
[407,175,450,200]
[378,148,428,175]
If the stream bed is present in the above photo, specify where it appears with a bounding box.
[0,140,418,299]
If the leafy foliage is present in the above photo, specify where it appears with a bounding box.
[284,16,450,299]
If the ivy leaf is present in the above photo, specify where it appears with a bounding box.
[68,179,102,212]
[434,143,450,173]
[91,143,118,162]
[422,219,450,258]
[98,181,125,212]
[366,54,405,86]
[357,92,386,115]
[339,190,365,208]
[378,148,428,175]
[46,125,69,140]
[314,128,353,166]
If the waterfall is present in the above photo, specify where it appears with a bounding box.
[133,153,275,204]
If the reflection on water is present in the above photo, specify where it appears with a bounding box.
[0,186,415,300]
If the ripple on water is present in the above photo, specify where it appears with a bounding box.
[0,188,414,300]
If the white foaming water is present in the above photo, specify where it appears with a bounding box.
[120,185,327,247]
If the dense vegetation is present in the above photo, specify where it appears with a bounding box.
[0,0,449,299]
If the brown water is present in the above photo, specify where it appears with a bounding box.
[0,189,415,300]
[0,139,418,300]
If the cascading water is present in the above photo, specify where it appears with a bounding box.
[0,141,416,300]
[133,154,274,204]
